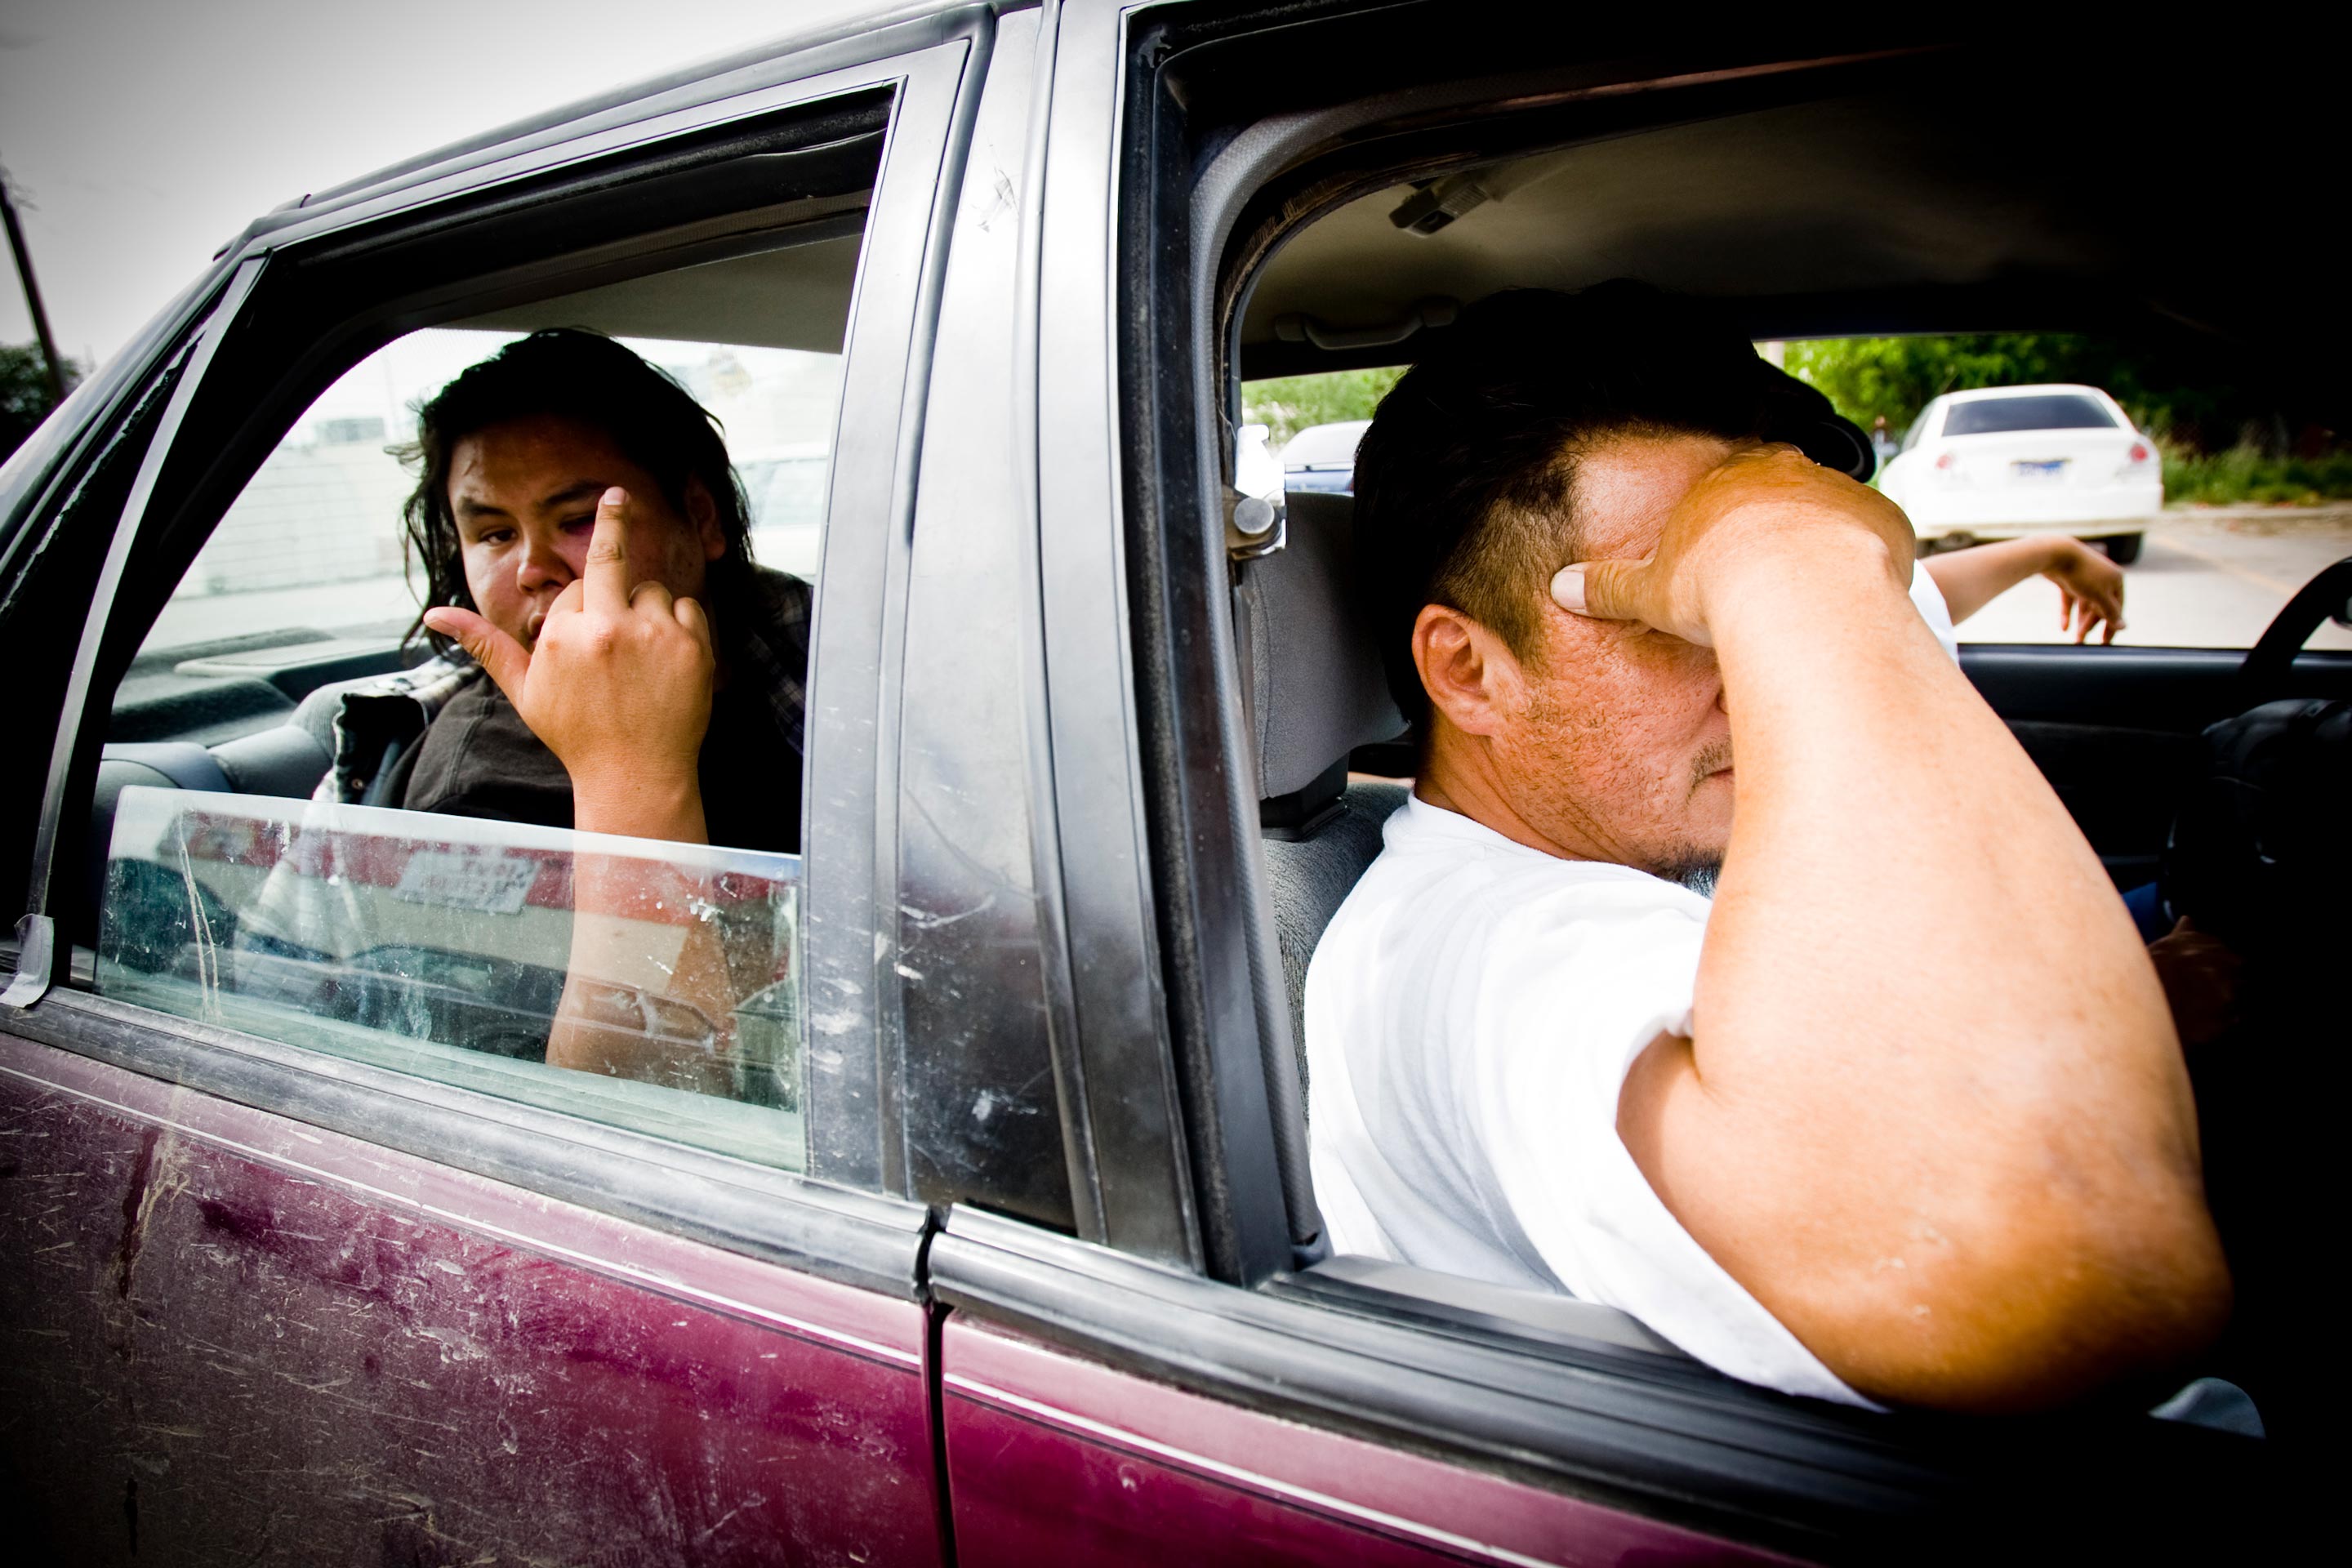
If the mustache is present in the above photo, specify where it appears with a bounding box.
[1687,738,1734,796]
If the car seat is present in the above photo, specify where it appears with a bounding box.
[1236,488,1412,1083]
[1232,488,1411,1253]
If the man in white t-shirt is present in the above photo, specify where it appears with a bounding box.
[1307,283,2228,1412]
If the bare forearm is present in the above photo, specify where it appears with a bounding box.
[571,773,708,846]
[1635,559,2221,1404]
[546,777,732,1092]
[1921,537,2057,622]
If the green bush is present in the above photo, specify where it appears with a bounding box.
[1241,366,1405,448]
[2,341,81,462]
[2162,443,2352,506]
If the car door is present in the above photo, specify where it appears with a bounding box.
[0,13,996,1562]
[925,7,2284,1563]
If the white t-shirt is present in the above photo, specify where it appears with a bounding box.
[1912,561,1960,660]
[1302,568,1960,1407]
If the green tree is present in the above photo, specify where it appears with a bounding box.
[1241,365,1405,448]
[2,341,80,462]
[1781,334,2259,451]
[1784,333,2350,503]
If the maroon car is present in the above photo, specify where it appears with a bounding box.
[2,6,2325,1562]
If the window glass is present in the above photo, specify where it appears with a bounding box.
[1242,369,1401,498]
[1784,335,2352,648]
[140,331,841,659]
[1278,418,1372,470]
[100,788,804,1165]
[1942,394,2117,437]
[95,265,849,1171]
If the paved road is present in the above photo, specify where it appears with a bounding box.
[1955,506,2352,652]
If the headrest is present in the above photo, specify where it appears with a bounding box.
[1238,488,1406,804]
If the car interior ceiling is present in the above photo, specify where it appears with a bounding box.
[81,223,863,950]
[1227,46,2350,1364]
[1234,48,2342,379]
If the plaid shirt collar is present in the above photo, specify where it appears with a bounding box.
[725,564,810,748]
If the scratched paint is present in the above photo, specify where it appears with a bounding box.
[940,1322,1797,1568]
[0,1043,942,1567]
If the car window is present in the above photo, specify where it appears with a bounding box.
[1279,419,1372,470]
[100,788,806,1164]
[137,330,840,660]
[1244,369,1402,459]
[1942,393,2117,436]
[89,249,858,1174]
[1783,337,2352,649]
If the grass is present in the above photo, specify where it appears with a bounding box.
[2162,443,2352,506]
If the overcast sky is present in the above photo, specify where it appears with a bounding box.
[0,0,882,372]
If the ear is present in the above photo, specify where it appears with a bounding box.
[1411,603,1521,739]
[685,476,728,562]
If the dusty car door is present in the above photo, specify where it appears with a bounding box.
[0,11,998,1561]
[920,5,2283,1563]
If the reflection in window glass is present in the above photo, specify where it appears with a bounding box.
[140,330,842,659]
[99,786,804,1169]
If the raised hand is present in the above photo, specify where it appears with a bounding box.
[1548,443,1914,644]
[424,486,715,841]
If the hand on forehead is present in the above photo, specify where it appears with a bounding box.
[1565,433,1746,564]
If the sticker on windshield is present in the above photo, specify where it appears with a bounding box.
[392,850,540,915]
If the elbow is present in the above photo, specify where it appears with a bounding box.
[1820,1199,2234,1414]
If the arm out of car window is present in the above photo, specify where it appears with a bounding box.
[1561,448,2229,1412]
[1922,536,2126,644]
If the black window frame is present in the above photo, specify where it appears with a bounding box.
[1,11,997,1297]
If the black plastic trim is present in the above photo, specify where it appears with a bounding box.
[11,988,929,1297]
[1960,644,2352,729]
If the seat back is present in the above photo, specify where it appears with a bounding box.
[1232,488,1408,1254]
[1262,780,1405,1094]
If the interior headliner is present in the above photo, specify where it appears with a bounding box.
[1236,51,2332,389]
[458,231,862,354]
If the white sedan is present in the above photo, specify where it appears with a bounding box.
[1879,384,2163,564]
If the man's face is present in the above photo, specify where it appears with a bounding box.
[448,414,725,651]
[1485,431,1740,883]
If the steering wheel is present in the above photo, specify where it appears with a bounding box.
[2239,555,2352,694]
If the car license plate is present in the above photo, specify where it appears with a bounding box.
[2011,458,2069,480]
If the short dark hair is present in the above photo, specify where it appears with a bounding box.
[1351,282,1866,720]
[398,328,755,653]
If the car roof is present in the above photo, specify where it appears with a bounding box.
[1936,384,2114,404]
[1280,421,1372,466]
